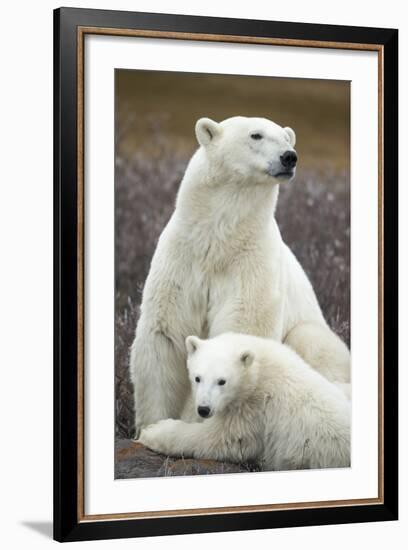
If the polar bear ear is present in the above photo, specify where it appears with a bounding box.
[195,118,220,147]
[284,126,296,147]
[186,335,201,355]
[240,351,254,367]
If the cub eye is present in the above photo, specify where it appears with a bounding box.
[218,379,226,386]
[250,133,263,140]
[195,376,201,383]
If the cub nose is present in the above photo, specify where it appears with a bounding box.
[280,150,298,169]
[197,406,211,418]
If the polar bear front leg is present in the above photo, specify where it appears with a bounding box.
[139,418,259,464]
[130,330,190,439]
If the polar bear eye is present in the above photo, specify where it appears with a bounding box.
[218,379,226,386]
[195,376,201,383]
[250,133,263,140]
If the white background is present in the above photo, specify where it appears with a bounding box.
[85,35,378,515]
[0,0,405,548]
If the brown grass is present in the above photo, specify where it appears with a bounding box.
[116,70,350,170]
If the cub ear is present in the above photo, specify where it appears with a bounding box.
[195,118,220,146]
[284,126,296,147]
[186,335,201,355]
[240,351,254,367]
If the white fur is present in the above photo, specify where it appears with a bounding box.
[139,333,350,470]
[130,116,350,436]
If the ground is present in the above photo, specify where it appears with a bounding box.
[116,440,260,478]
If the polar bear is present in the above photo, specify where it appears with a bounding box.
[139,333,351,470]
[130,116,350,437]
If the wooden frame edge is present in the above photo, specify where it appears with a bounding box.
[78,25,383,51]
[77,25,85,522]
[75,25,386,524]
[79,497,383,523]
[377,45,385,503]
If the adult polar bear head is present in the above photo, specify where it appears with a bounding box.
[194,116,297,187]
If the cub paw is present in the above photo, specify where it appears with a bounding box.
[138,419,181,453]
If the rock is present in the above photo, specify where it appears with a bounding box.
[115,439,260,478]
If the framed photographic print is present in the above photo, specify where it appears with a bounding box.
[54,7,398,542]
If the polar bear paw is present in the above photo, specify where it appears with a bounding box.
[138,418,183,455]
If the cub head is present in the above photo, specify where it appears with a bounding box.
[195,116,297,185]
[185,334,256,418]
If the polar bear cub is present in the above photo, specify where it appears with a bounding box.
[139,333,351,471]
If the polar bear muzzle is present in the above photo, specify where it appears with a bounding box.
[280,150,298,169]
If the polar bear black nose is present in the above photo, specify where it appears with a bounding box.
[198,406,211,418]
[280,150,298,169]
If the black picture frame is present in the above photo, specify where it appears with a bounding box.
[54,7,398,542]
